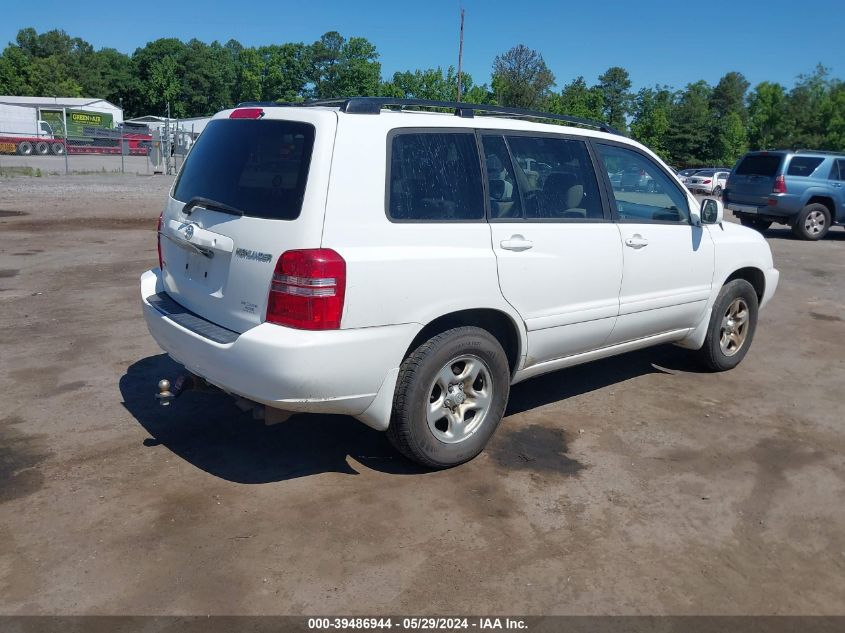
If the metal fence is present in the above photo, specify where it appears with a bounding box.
[0,123,196,176]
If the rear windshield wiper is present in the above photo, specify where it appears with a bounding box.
[182,196,245,217]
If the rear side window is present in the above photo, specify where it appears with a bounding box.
[735,154,782,177]
[388,132,484,221]
[497,135,604,220]
[830,159,845,181]
[787,156,824,176]
[173,119,315,220]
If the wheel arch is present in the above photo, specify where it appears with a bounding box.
[403,308,524,377]
[805,195,835,217]
[725,266,765,302]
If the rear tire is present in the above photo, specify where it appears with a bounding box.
[35,141,50,155]
[696,279,758,372]
[387,326,510,469]
[792,204,831,240]
[739,217,772,231]
[51,142,66,155]
[16,141,33,156]
[713,185,723,197]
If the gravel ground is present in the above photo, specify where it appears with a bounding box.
[0,174,844,615]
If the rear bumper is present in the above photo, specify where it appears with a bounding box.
[689,183,714,193]
[140,268,417,417]
[726,194,802,220]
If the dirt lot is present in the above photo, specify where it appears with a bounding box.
[1,174,844,615]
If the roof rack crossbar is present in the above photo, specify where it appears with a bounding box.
[235,97,621,135]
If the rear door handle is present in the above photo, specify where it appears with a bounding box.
[625,234,649,249]
[500,235,533,252]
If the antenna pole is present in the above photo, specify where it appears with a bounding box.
[456,8,465,102]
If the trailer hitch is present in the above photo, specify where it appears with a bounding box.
[156,373,210,406]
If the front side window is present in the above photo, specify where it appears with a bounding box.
[787,156,824,176]
[173,119,315,220]
[505,135,604,220]
[596,144,690,223]
[388,132,484,221]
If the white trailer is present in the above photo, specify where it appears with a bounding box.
[0,103,54,138]
[0,103,61,155]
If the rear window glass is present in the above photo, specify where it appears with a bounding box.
[173,119,315,220]
[735,155,782,177]
[787,156,824,176]
[388,132,484,221]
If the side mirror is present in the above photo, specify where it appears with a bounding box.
[700,198,724,225]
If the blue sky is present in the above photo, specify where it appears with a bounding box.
[2,0,843,92]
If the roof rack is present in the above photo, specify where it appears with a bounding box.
[794,149,845,156]
[235,97,622,135]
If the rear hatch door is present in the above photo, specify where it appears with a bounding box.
[727,153,784,205]
[159,108,337,333]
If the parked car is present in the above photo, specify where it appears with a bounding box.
[687,169,730,196]
[620,164,656,191]
[141,98,779,468]
[725,150,845,239]
[677,168,702,185]
[608,170,623,190]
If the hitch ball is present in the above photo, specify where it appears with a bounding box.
[156,379,174,406]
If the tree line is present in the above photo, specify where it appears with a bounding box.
[1,28,843,166]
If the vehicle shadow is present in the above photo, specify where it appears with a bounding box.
[506,343,704,416]
[120,346,706,483]
[760,226,845,241]
[119,354,426,482]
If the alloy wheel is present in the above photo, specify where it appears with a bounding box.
[719,297,750,357]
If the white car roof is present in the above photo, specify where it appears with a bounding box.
[215,103,661,162]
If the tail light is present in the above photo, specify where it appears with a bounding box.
[156,212,164,270]
[703,179,712,184]
[266,249,346,330]
[773,175,787,194]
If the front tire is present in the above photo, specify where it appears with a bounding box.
[792,203,831,240]
[696,279,759,371]
[387,326,510,469]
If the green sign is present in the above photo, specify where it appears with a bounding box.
[65,109,114,137]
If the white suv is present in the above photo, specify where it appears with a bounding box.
[141,98,779,468]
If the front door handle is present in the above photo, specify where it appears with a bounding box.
[500,234,533,252]
[625,234,649,249]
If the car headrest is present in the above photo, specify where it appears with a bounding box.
[488,178,506,200]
